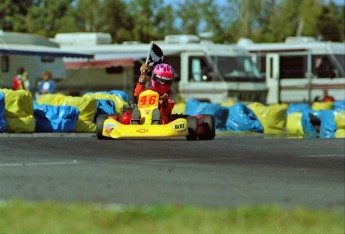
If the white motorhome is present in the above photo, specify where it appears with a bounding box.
[56,33,267,103]
[0,32,92,94]
[238,37,345,103]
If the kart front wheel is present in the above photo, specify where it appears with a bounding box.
[96,114,109,140]
[198,114,216,140]
[186,116,198,141]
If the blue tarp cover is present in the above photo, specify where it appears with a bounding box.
[318,110,337,138]
[286,103,311,116]
[185,99,228,129]
[34,103,79,132]
[104,90,130,103]
[95,99,116,120]
[333,101,345,112]
[301,109,337,138]
[301,110,320,136]
[226,103,263,132]
[0,92,6,132]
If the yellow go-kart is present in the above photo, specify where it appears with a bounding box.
[96,89,215,141]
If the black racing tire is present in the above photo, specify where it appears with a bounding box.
[186,116,198,141]
[96,114,109,140]
[198,114,216,140]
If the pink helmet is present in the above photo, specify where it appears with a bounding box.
[150,63,175,93]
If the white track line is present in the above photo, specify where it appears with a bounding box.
[0,160,78,167]
[299,154,345,158]
[145,157,237,162]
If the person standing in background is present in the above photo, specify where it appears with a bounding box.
[12,67,25,90]
[37,70,56,94]
[22,72,30,91]
[321,88,335,102]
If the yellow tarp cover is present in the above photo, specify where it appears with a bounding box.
[83,93,127,116]
[220,100,236,107]
[311,101,333,111]
[335,129,345,138]
[286,112,303,135]
[6,117,36,133]
[0,89,35,133]
[54,96,97,133]
[247,102,287,134]
[36,93,66,105]
[334,111,345,129]
[172,103,186,114]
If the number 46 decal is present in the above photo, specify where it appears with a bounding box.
[138,95,158,108]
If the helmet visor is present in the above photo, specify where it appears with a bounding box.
[153,74,174,86]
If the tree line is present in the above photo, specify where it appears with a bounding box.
[0,0,344,43]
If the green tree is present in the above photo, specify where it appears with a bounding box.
[253,0,278,42]
[262,0,323,42]
[297,0,323,37]
[128,0,156,42]
[223,0,278,43]
[198,0,224,43]
[75,0,104,32]
[177,0,201,35]
[175,0,225,42]
[0,0,33,32]
[26,0,75,37]
[318,2,344,41]
[154,4,179,37]
[127,0,177,42]
[102,0,135,43]
[72,0,135,43]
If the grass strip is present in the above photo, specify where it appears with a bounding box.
[0,200,343,234]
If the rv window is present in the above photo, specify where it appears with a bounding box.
[256,55,266,74]
[188,57,211,82]
[212,56,262,81]
[313,55,340,78]
[106,66,123,74]
[1,56,9,72]
[280,56,305,79]
[335,55,345,75]
[313,56,334,78]
[41,57,55,63]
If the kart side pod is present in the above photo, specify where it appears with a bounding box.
[96,114,215,140]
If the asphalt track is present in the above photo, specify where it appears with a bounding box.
[0,133,344,211]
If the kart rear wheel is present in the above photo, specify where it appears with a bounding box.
[198,114,216,140]
[186,116,198,141]
[96,114,109,140]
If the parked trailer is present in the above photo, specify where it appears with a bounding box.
[238,37,345,103]
[55,33,267,103]
[0,32,93,95]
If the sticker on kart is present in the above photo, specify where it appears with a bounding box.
[104,123,117,134]
[172,121,187,133]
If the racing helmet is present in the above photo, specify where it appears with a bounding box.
[150,63,175,93]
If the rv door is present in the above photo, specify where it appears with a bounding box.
[266,53,280,104]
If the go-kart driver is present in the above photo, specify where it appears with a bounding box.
[133,63,175,124]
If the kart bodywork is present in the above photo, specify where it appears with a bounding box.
[96,90,215,140]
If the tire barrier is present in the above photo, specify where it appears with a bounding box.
[1,89,344,138]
